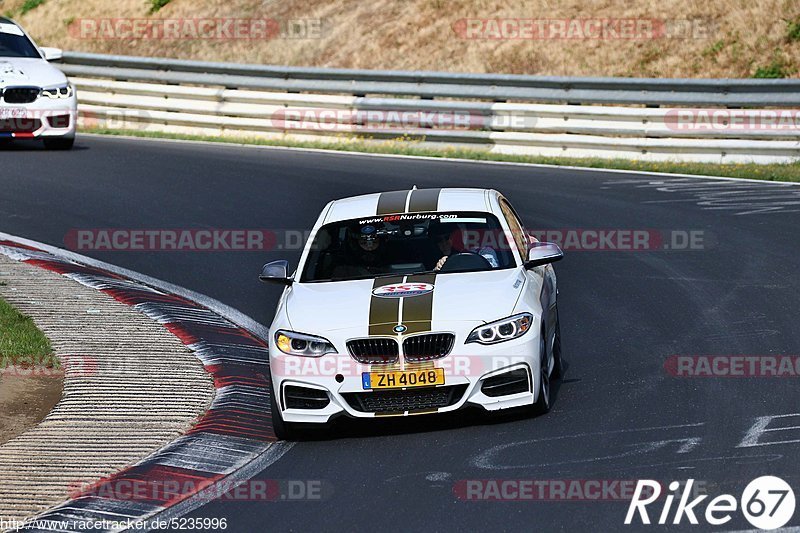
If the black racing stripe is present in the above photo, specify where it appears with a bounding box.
[369,276,404,336]
[401,273,436,334]
[407,188,441,213]
[376,190,410,215]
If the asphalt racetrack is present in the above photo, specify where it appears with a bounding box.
[2,136,800,531]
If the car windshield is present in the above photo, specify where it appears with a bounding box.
[0,24,40,58]
[301,211,517,282]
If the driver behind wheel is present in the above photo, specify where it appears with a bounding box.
[330,226,386,278]
[431,224,499,271]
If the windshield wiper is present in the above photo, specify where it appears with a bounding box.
[305,270,437,283]
[403,270,436,276]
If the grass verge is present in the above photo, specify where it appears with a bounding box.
[84,128,800,183]
[0,294,61,445]
[0,296,54,365]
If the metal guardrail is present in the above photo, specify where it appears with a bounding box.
[57,52,800,164]
[61,52,800,107]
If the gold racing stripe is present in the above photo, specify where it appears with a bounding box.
[407,188,441,213]
[368,276,404,336]
[368,187,440,336]
[407,408,439,415]
[376,190,410,215]
[401,273,436,334]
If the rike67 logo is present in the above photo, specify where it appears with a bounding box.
[625,477,796,530]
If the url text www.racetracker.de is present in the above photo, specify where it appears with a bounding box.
[0,517,229,531]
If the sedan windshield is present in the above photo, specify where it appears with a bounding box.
[301,211,517,282]
[0,24,40,58]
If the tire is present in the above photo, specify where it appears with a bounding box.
[551,307,563,379]
[532,327,551,415]
[43,137,75,150]
[269,381,299,441]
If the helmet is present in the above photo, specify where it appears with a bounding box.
[356,225,380,252]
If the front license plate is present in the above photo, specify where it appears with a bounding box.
[0,108,26,119]
[362,368,445,390]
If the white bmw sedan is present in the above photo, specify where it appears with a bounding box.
[260,188,564,439]
[0,17,76,149]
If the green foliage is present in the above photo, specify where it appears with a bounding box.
[753,56,795,78]
[703,40,725,57]
[786,17,800,41]
[19,0,45,15]
[148,0,172,14]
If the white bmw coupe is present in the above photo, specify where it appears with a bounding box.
[261,188,564,439]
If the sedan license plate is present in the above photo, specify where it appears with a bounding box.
[362,368,445,390]
[0,108,26,119]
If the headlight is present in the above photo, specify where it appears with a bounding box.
[274,330,336,357]
[466,313,534,345]
[41,83,73,99]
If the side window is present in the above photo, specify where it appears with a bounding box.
[499,199,528,260]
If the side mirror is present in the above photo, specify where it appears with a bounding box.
[259,260,292,285]
[525,242,564,269]
[40,47,63,61]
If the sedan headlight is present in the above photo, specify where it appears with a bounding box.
[466,313,534,345]
[274,330,336,357]
[41,83,73,99]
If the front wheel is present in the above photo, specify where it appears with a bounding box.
[551,307,563,379]
[43,137,75,150]
[532,328,551,415]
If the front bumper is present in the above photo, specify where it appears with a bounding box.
[0,93,78,139]
[270,332,543,424]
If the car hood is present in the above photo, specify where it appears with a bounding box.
[285,268,527,336]
[0,58,67,88]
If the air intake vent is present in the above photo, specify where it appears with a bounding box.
[283,385,330,410]
[342,385,467,413]
[480,368,530,397]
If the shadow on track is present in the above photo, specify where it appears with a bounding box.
[0,139,87,151]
